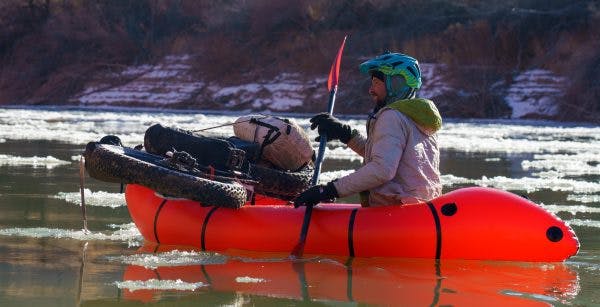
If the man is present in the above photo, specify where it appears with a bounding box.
[294,52,442,207]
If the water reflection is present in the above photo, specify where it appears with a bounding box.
[117,244,579,306]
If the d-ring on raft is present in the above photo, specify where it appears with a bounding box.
[125,184,579,261]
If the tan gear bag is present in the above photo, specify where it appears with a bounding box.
[233,115,313,171]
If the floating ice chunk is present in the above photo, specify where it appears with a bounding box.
[115,279,207,292]
[567,194,600,203]
[111,250,227,269]
[441,174,475,186]
[522,153,600,178]
[0,154,71,169]
[567,219,600,228]
[541,204,600,215]
[0,223,142,245]
[441,174,600,194]
[53,190,126,208]
[235,276,267,283]
[318,170,354,184]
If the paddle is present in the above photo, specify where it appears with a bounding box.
[291,35,347,258]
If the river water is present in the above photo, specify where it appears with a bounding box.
[0,106,599,306]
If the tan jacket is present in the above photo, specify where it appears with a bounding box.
[333,105,442,206]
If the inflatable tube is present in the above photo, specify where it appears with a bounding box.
[125,184,579,261]
[121,245,579,305]
[143,124,312,200]
[84,142,247,208]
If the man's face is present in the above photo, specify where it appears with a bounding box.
[369,77,387,104]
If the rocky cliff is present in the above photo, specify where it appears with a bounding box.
[1,0,598,122]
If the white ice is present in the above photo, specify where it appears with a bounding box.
[53,190,126,208]
[0,223,142,246]
[111,250,227,269]
[114,279,207,292]
[0,154,71,169]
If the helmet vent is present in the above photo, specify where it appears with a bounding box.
[406,66,418,78]
[391,61,404,67]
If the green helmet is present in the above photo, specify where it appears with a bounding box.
[359,52,422,100]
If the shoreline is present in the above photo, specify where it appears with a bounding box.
[1,104,596,127]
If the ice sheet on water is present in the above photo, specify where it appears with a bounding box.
[522,153,600,178]
[3,108,599,156]
[235,276,267,283]
[321,146,362,161]
[541,204,600,215]
[0,154,71,169]
[114,279,207,292]
[319,172,600,197]
[110,250,227,269]
[0,108,243,145]
[318,170,354,184]
[439,121,600,154]
[53,189,126,208]
[0,223,142,245]
[567,194,600,203]
[442,174,600,194]
[566,219,600,228]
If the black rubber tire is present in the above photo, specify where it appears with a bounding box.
[249,163,313,200]
[143,124,312,200]
[83,142,247,208]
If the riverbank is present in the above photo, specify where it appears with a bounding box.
[1,1,598,122]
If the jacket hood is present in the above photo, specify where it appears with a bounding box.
[385,98,442,136]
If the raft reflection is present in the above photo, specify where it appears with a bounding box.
[120,244,579,306]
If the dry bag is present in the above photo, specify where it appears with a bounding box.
[233,115,313,171]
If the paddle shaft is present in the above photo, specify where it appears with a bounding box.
[291,86,337,257]
[291,35,346,258]
[311,88,337,185]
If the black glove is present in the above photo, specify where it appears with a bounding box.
[310,113,353,144]
[294,182,339,208]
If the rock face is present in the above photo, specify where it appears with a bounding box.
[205,73,327,112]
[504,69,566,119]
[70,54,566,119]
[71,54,328,112]
[72,55,203,107]
[1,1,598,122]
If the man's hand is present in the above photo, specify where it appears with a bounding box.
[294,182,339,208]
[310,113,353,144]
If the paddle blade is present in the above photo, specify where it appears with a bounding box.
[327,35,347,91]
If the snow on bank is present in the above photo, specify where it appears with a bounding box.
[71,54,458,112]
[208,73,326,111]
[504,69,566,119]
[72,54,327,111]
[71,54,568,119]
[74,55,203,106]
[419,63,454,99]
